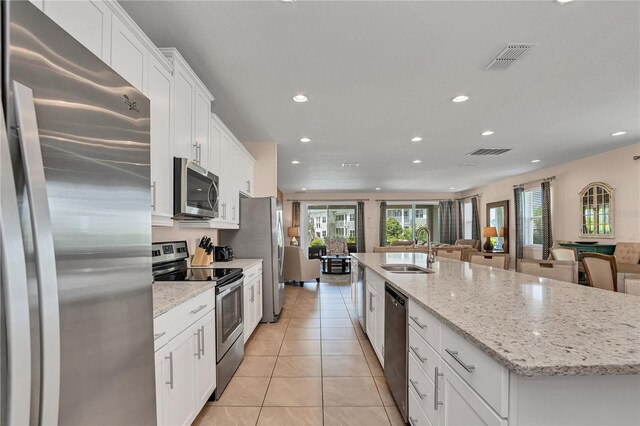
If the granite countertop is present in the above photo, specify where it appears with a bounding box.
[352,252,640,377]
[190,258,263,269]
[152,281,215,318]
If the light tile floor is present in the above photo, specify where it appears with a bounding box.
[193,277,405,425]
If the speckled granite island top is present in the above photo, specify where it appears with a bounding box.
[352,252,640,377]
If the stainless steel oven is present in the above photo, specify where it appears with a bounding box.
[174,157,219,219]
[214,275,244,399]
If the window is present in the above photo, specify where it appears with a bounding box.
[580,182,614,238]
[463,201,473,239]
[349,229,356,237]
[336,227,345,236]
[524,188,542,246]
[321,217,327,224]
[304,204,358,247]
[322,230,327,238]
[336,214,345,221]
[385,204,438,245]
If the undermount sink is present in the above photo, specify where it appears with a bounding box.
[380,264,434,274]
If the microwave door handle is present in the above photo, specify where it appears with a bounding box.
[0,95,32,426]
[14,82,61,425]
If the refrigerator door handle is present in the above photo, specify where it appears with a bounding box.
[0,95,32,426]
[14,82,61,425]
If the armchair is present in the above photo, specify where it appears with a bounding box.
[326,238,349,256]
[283,246,321,287]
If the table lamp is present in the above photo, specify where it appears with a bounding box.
[288,226,300,246]
[482,227,497,252]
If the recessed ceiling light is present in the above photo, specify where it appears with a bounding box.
[481,130,495,136]
[291,160,300,164]
[281,0,295,2]
[449,187,455,190]
[531,159,541,163]
[341,163,359,167]
[611,131,627,136]
[292,94,308,103]
[412,159,422,164]
[463,162,478,166]
[451,95,469,103]
[555,0,573,4]
[300,137,311,143]
[411,137,422,142]
[301,187,307,191]
[375,187,381,191]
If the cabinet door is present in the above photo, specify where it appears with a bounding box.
[110,16,147,93]
[365,284,376,347]
[166,327,197,426]
[155,346,169,426]
[208,118,221,176]
[439,361,506,426]
[375,291,385,366]
[218,133,233,221]
[254,276,263,327]
[148,54,173,221]
[246,156,254,197]
[194,88,210,169]
[243,283,254,343]
[44,0,111,63]
[173,65,195,161]
[194,311,216,407]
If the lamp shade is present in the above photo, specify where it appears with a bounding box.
[482,227,497,238]
[288,226,300,237]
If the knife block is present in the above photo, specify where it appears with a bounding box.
[191,247,211,267]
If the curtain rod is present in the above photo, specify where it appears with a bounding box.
[513,175,556,188]
[287,199,369,202]
[375,193,481,203]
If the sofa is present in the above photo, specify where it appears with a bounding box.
[283,246,321,287]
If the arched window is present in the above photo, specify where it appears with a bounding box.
[579,182,614,238]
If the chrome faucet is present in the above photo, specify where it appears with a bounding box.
[415,226,434,264]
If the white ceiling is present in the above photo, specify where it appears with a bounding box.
[121,0,640,193]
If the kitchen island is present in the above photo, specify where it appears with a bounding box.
[352,252,640,426]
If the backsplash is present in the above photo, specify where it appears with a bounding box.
[152,227,218,257]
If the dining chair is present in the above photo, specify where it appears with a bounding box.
[435,248,463,261]
[550,246,578,261]
[469,253,510,270]
[581,253,618,292]
[613,242,640,265]
[518,259,578,284]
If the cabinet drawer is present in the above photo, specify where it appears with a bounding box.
[243,263,262,283]
[153,311,173,351]
[408,378,432,426]
[365,268,385,295]
[169,288,216,336]
[409,353,438,426]
[441,324,508,417]
[409,326,439,382]
[408,299,441,352]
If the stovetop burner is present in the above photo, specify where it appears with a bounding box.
[155,267,243,284]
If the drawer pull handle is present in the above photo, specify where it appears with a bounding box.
[445,348,475,372]
[165,352,174,389]
[409,315,427,329]
[194,328,201,360]
[409,379,426,400]
[434,367,444,410]
[190,304,207,315]
[154,331,166,341]
[200,325,205,356]
[409,346,427,363]
[408,416,418,426]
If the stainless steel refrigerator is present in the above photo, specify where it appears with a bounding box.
[220,197,285,323]
[0,2,156,425]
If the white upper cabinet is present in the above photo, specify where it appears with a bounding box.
[208,117,222,177]
[194,87,211,170]
[110,15,148,94]
[44,0,111,63]
[148,54,174,224]
[172,61,195,160]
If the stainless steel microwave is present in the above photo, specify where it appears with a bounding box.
[173,157,219,219]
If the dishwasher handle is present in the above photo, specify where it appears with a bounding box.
[384,283,407,307]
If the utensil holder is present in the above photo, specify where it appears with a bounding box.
[192,247,210,266]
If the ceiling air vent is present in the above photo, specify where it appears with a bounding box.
[485,44,533,71]
[467,148,512,156]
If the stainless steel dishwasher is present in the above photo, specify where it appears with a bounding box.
[384,283,408,422]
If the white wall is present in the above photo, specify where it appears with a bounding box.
[244,142,278,198]
[463,143,640,259]
[283,191,452,253]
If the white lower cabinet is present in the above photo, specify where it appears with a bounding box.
[243,263,264,342]
[154,292,216,426]
[365,279,384,366]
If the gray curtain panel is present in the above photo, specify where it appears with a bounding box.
[513,186,525,261]
[471,197,480,241]
[379,201,387,246]
[541,180,553,260]
[438,200,456,245]
[356,201,365,253]
[457,200,464,241]
[292,201,300,227]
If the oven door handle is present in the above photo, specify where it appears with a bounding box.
[216,276,244,297]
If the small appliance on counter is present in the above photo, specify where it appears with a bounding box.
[214,245,235,262]
[152,241,244,400]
